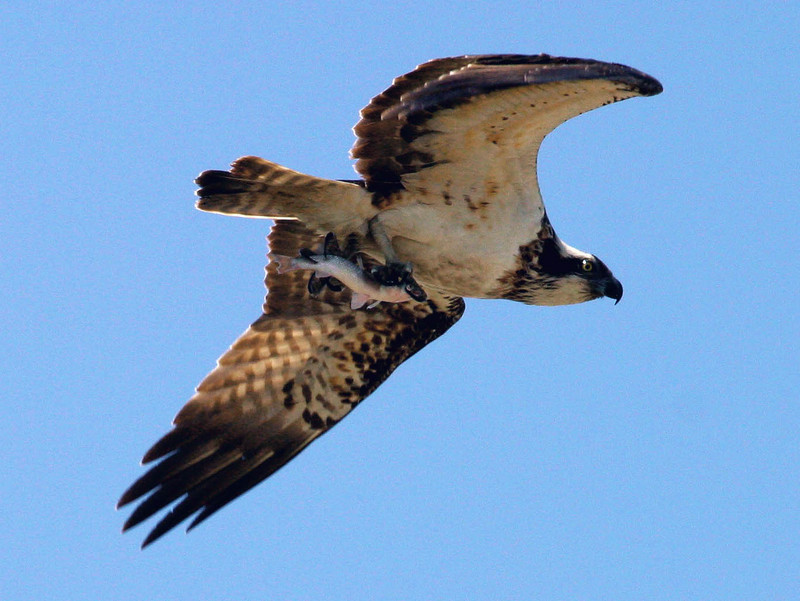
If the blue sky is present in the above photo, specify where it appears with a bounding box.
[2,2,798,599]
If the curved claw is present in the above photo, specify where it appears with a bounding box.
[307,273,325,295]
[403,279,427,302]
[371,262,427,302]
[325,277,344,292]
[370,261,413,287]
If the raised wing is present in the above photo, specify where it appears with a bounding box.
[118,220,464,546]
[351,54,662,196]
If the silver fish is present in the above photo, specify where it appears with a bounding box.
[273,252,416,310]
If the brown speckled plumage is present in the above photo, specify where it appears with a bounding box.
[120,54,660,545]
[119,221,462,546]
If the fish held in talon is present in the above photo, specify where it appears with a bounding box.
[273,250,419,310]
[367,262,428,302]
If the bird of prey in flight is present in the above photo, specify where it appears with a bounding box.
[118,54,662,546]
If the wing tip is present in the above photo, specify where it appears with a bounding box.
[140,528,165,549]
[117,479,144,509]
[633,72,663,97]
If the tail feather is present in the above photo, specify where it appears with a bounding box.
[195,156,375,235]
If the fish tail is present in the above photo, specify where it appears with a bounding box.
[272,255,297,274]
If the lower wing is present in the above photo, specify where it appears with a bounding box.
[117,220,464,547]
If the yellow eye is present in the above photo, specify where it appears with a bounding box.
[581,259,594,273]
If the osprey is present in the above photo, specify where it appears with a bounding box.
[119,54,662,546]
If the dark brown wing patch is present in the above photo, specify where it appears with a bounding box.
[118,220,464,546]
[351,54,662,193]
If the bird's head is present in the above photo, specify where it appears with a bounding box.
[499,232,623,306]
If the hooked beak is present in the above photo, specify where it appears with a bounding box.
[603,277,624,305]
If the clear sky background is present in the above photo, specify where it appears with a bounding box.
[2,2,798,600]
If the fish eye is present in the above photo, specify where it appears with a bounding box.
[580,259,594,273]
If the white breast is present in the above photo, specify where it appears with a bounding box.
[376,172,544,298]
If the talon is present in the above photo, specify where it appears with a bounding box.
[403,279,427,302]
[370,261,413,287]
[322,232,342,257]
[307,273,325,295]
[303,233,349,295]
[299,248,317,261]
[325,277,344,292]
[366,217,425,300]
[295,229,426,305]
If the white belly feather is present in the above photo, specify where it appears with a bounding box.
[377,175,544,298]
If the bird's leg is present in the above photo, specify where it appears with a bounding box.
[368,217,403,266]
[299,233,345,295]
[367,217,427,302]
